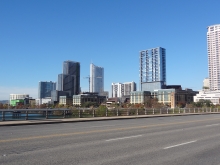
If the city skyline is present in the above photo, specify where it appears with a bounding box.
[1,0,220,99]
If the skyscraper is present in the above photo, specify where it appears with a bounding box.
[207,24,220,91]
[58,61,80,96]
[90,63,104,93]
[38,81,56,98]
[140,47,166,91]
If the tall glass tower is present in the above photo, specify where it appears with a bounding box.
[140,47,166,91]
[207,24,220,91]
[90,63,104,94]
[58,61,80,96]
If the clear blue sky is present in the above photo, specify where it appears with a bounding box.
[0,0,219,100]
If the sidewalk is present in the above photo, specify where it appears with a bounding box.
[1,112,220,126]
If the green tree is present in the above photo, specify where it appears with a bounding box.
[81,101,98,108]
[96,105,107,116]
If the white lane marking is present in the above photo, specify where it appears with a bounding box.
[164,140,197,149]
[205,124,219,127]
[106,135,143,142]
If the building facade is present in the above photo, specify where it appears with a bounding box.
[130,91,151,104]
[38,81,56,99]
[9,94,30,106]
[59,96,73,106]
[35,98,52,105]
[111,82,136,98]
[72,92,106,106]
[140,47,166,91]
[207,24,220,91]
[130,89,197,108]
[51,90,70,104]
[194,90,220,105]
[90,63,104,94]
[57,60,80,96]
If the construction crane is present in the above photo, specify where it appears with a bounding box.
[83,75,90,92]
[83,76,102,92]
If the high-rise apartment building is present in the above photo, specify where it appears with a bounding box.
[112,82,136,98]
[90,63,104,94]
[38,81,56,98]
[57,60,80,96]
[207,24,220,91]
[140,47,166,91]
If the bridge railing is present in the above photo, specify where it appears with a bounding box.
[0,108,219,121]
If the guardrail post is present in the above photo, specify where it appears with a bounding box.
[63,110,66,118]
[117,109,119,116]
[93,109,95,117]
[2,111,5,121]
[137,109,139,115]
[46,110,48,119]
[173,109,174,114]
[194,108,195,113]
[106,109,108,117]
[167,109,168,114]
[79,109,81,118]
[25,111,28,120]
[153,109,155,115]
[179,108,180,113]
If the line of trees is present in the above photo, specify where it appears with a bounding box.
[0,98,219,110]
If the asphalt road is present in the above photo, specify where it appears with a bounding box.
[1,114,220,165]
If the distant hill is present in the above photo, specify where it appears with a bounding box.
[0,100,9,104]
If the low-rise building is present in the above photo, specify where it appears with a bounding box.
[35,98,52,105]
[131,88,198,108]
[59,96,73,106]
[73,92,106,106]
[130,91,151,104]
[194,90,220,105]
[9,94,29,106]
[51,90,70,104]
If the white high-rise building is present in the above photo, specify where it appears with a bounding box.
[207,24,220,91]
[90,63,104,94]
[112,82,136,98]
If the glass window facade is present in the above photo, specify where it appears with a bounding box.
[90,63,104,94]
[38,81,56,99]
[58,61,80,96]
[140,47,166,91]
